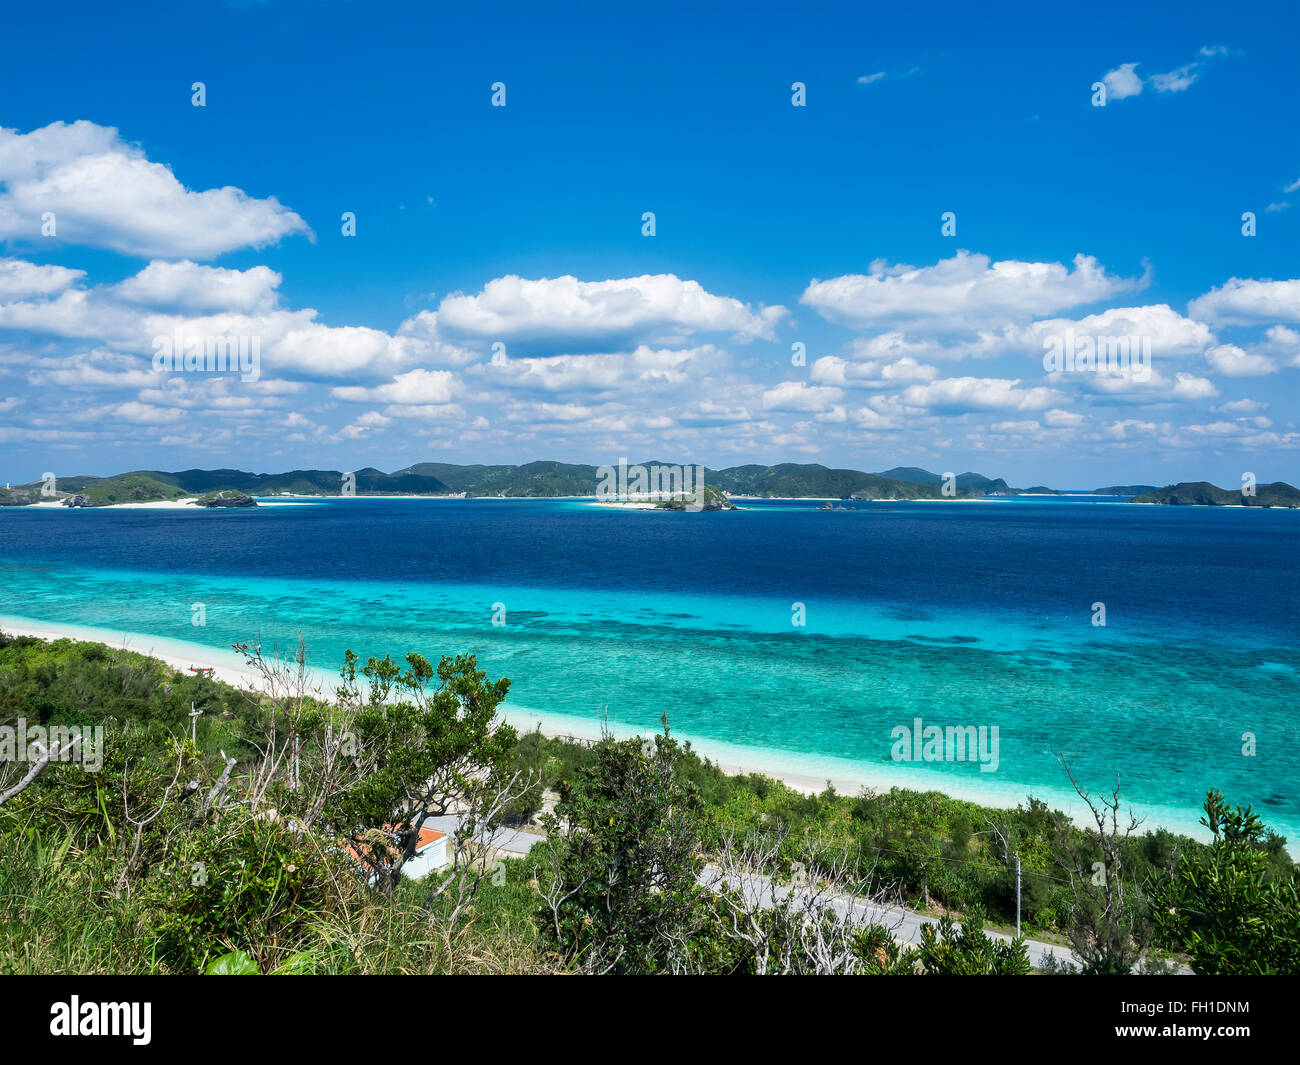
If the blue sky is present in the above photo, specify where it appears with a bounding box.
[1,0,1297,487]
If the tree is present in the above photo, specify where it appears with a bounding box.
[696,828,906,974]
[329,649,528,917]
[1154,790,1300,974]
[1051,756,1151,974]
[912,914,1032,975]
[537,723,707,974]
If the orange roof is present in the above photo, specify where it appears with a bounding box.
[343,825,446,866]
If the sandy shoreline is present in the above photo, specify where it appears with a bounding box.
[15,494,1294,513]
[0,613,1223,841]
[28,498,314,510]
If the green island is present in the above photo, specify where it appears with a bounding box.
[1132,481,1300,507]
[1,631,1294,975]
[8,462,1288,506]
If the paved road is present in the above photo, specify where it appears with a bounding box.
[702,865,1078,971]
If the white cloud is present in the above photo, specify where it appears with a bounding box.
[112,260,282,314]
[0,121,312,258]
[331,368,461,405]
[856,67,919,86]
[27,348,160,390]
[1259,325,1300,366]
[1149,63,1199,93]
[480,344,718,396]
[1205,343,1276,377]
[802,251,1140,332]
[900,376,1061,413]
[1103,419,1157,439]
[1170,372,1219,400]
[675,400,752,426]
[434,274,785,348]
[1216,398,1268,414]
[1102,63,1144,100]
[762,381,844,413]
[1188,277,1300,325]
[1100,46,1234,102]
[810,353,938,387]
[1044,409,1085,427]
[1029,304,1215,358]
[112,400,183,424]
[0,257,83,298]
[1056,367,1218,402]
[850,404,900,430]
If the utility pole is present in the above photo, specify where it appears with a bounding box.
[189,702,202,745]
[1015,853,1022,938]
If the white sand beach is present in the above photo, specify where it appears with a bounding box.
[0,613,1215,840]
[29,498,318,509]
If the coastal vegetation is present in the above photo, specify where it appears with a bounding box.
[67,474,192,506]
[0,473,191,507]
[0,631,1295,974]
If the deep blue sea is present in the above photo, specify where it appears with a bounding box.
[1,496,1297,841]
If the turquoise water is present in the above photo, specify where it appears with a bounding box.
[0,496,1296,841]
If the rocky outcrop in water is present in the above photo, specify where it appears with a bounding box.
[195,491,258,508]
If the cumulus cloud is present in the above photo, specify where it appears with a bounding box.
[810,353,938,387]
[1188,277,1300,325]
[331,368,461,405]
[1216,398,1268,414]
[0,270,424,378]
[0,257,83,298]
[802,251,1141,332]
[899,376,1061,413]
[111,400,184,424]
[1205,343,1276,377]
[112,260,282,314]
[26,347,161,390]
[1102,63,1144,100]
[434,274,785,349]
[0,121,312,258]
[1044,409,1085,427]
[762,381,844,413]
[1028,304,1215,359]
[1258,325,1300,366]
[479,344,720,396]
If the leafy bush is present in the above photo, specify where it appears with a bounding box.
[144,815,341,972]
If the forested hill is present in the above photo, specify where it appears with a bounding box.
[1131,481,1300,507]
[2,461,1021,502]
[9,464,1289,504]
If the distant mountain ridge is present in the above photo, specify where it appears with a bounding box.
[2,464,1295,506]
